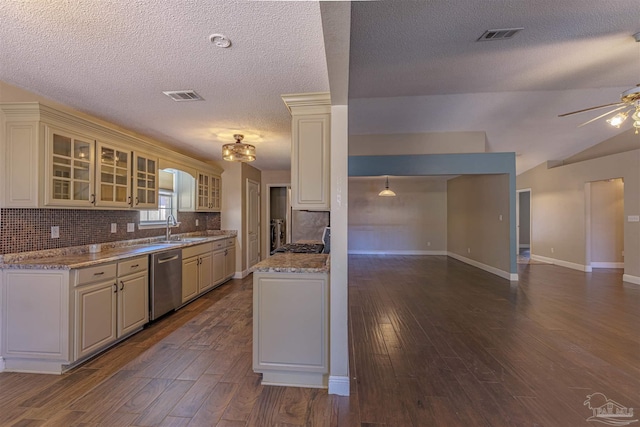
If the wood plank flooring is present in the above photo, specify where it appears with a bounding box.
[1,255,639,426]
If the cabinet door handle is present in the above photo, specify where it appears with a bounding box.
[135,197,140,206]
[90,194,96,204]
[113,283,118,293]
[94,271,105,276]
[224,249,228,256]
[127,196,132,205]
[120,281,125,291]
[130,264,139,268]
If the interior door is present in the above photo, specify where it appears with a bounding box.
[247,179,260,268]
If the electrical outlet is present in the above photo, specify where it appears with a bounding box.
[499,214,503,221]
[467,248,471,254]
[427,241,431,247]
[110,223,117,233]
[628,215,640,222]
[551,247,554,254]
[51,226,60,239]
[127,223,135,232]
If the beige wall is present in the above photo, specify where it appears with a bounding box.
[348,176,447,253]
[447,174,511,273]
[517,149,639,279]
[590,179,624,265]
[260,170,290,258]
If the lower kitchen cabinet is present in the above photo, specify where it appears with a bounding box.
[75,279,117,360]
[75,257,148,361]
[181,242,214,303]
[225,238,236,279]
[0,256,148,373]
[252,271,329,388]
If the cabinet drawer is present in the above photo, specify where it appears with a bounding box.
[226,238,235,247]
[118,256,148,277]
[182,242,213,259]
[77,263,117,285]
[213,240,225,250]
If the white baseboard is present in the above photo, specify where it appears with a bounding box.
[233,269,250,279]
[591,262,624,269]
[623,274,640,285]
[0,357,5,373]
[447,252,518,281]
[328,375,350,396]
[530,254,591,272]
[348,250,447,255]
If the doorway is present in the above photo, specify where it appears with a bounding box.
[516,189,532,263]
[586,178,624,270]
[266,184,291,255]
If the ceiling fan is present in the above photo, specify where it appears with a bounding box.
[558,33,640,133]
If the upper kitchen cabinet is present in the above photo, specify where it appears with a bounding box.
[132,153,158,209]
[282,92,331,211]
[176,170,222,213]
[0,103,164,209]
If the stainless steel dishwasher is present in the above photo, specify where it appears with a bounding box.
[150,248,182,320]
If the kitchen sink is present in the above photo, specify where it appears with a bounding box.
[176,237,210,242]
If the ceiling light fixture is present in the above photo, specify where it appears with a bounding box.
[378,176,396,197]
[606,111,629,128]
[222,134,256,162]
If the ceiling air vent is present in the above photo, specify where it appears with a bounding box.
[477,28,523,41]
[162,90,204,102]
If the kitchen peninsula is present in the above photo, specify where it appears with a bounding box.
[252,252,330,388]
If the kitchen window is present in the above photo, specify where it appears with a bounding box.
[139,190,176,225]
[139,169,177,228]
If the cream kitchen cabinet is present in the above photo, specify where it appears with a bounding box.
[196,171,222,212]
[253,271,329,388]
[0,103,158,210]
[224,238,236,280]
[282,93,331,211]
[176,170,221,213]
[75,257,148,360]
[1,256,148,374]
[212,237,235,285]
[181,242,214,303]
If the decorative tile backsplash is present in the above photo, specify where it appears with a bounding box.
[0,208,221,255]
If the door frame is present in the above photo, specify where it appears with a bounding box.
[246,179,261,269]
[516,188,532,257]
[265,183,291,257]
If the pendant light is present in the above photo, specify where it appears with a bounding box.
[222,134,256,162]
[378,176,396,197]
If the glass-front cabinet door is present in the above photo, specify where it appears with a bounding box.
[133,152,158,209]
[47,127,95,206]
[95,141,131,207]
[210,175,221,211]
[197,172,211,211]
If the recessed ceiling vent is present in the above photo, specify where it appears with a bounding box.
[477,28,523,41]
[162,90,204,102]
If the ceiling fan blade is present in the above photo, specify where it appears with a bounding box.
[577,105,630,127]
[558,101,625,117]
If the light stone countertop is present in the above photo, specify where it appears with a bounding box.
[0,231,237,270]
[252,253,330,274]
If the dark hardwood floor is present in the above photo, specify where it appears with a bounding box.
[1,255,638,426]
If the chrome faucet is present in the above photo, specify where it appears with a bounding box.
[166,214,178,241]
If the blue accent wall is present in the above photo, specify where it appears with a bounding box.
[349,153,517,275]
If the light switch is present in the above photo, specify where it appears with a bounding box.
[196,219,199,227]
[110,223,117,233]
[127,223,135,232]
[628,215,640,222]
[51,226,60,239]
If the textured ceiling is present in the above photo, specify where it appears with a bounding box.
[1,1,640,174]
[0,0,329,170]
[348,0,640,173]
